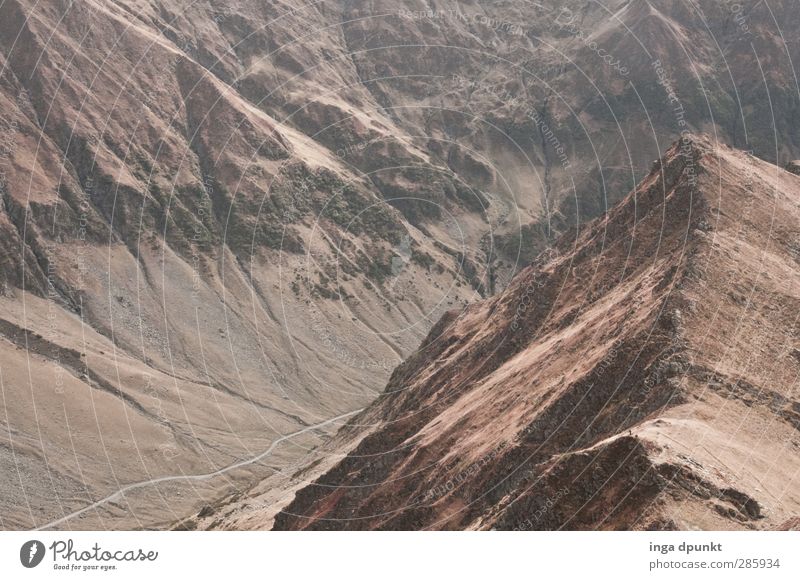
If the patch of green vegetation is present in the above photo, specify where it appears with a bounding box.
[302,168,405,244]
[313,282,337,300]
[411,249,436,270]
[448,179,488,213]
[356,246,394,285]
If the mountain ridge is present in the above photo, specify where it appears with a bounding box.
[263,135,800,530]
[2,0,799,530]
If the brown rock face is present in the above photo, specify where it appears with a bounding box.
[272,136,800,530]
[2,0,800,531]
[0,0,486,530]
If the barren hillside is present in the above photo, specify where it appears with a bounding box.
[1,0,799,530]
[264,135,800,531]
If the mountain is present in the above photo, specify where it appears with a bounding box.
[0,0,798,530]
[0,0,482,530]
[263,135,800,530]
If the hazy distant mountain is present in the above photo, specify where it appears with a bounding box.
[0,0,797,530]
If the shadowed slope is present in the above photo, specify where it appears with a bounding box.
[270,135,800,530]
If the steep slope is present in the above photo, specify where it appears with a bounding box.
[335,0,800,272]
[269,135,800,530]
[2,0,800,531]
[0,0,482,530]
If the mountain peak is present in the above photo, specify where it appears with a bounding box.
[269,137,800,530]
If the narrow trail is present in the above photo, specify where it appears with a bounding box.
[34,409,362,531]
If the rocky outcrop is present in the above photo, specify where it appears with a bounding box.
[3,0,800,531]
[271,136,800,530]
